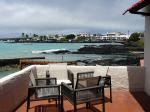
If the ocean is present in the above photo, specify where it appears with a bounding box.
[0,42,124,61]
[0,42,125,78]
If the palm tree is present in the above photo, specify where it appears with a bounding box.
[22,33,25,38]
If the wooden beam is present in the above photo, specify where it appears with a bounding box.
[131,11,150,16]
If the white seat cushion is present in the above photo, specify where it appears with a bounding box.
[57,80,71,85]
[36,65,49,78]
[29,71,36,86]
[49,63,68,80]
[94,65,109,77]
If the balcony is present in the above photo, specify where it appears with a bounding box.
[0,64,150,112]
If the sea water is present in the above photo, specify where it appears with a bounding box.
[0,42,124,78]
[0,42,123,61]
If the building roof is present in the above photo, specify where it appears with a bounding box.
[123,0,150,16]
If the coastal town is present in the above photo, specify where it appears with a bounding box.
[0,32,141,43]
[0,31,144,67]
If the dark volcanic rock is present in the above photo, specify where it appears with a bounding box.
[73,44,128,54]
[77,57,140,66]
[52,50,70,54]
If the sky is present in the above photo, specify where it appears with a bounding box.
[0,0,145,38]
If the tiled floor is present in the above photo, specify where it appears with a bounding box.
[17,90,150,112]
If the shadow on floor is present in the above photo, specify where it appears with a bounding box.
[34,104,59,112]
[130,92,150,112]
[33,97,110,112]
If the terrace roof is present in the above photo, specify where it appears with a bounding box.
[123,0,150,16]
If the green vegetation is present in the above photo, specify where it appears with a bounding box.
[76,36,86,42]
[127,32,144,50]
[60,38,68,42]
[65,34,75,40]
[137,39,144,48]
[129,32,143,42]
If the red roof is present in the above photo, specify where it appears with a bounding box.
[128,0,144,10]
[123,0,150,15]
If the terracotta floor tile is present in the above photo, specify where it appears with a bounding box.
[17,90,150,112]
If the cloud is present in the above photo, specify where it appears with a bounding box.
[0,0,144,37]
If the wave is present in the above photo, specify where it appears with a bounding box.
[32,49,66,54]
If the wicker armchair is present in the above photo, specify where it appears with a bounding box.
[75,71,112,103]
[61,75,105,112]
[27,71,60,112]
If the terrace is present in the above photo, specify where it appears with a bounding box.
[0,64,150,112]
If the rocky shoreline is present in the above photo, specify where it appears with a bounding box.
[50,44,143,55]
[72,44,128,54]
[77,56,141,66]
[51,44,143,66]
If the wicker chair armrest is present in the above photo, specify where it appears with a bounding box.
[103,75,111,78]
[61,82,74,92]
[35,77,56,80]
[29,85,60,89]
[77,71,94,75]
[75,85,104,92]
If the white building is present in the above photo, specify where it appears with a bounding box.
[101,32,129,40]
[77,33,90,37]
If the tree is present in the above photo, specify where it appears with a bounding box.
[129,32,140,42]
[22,33,25,38]
[39,36,43,41]
[43,35,47,40]
[33,34,38,37]
[25,34,29,38]
[65,34,75,40]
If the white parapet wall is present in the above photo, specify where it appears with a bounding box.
[108,66,145,91]
[0,65,34,112]
[67,66,145,91]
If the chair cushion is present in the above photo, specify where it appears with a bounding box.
[36,65,49,78]
[29,71,36,86]
[94,65,109,77]
[49,63,68,80]
[57,80,71,85]
[31,66,38,78]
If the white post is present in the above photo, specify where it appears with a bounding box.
[144,15,150,95]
